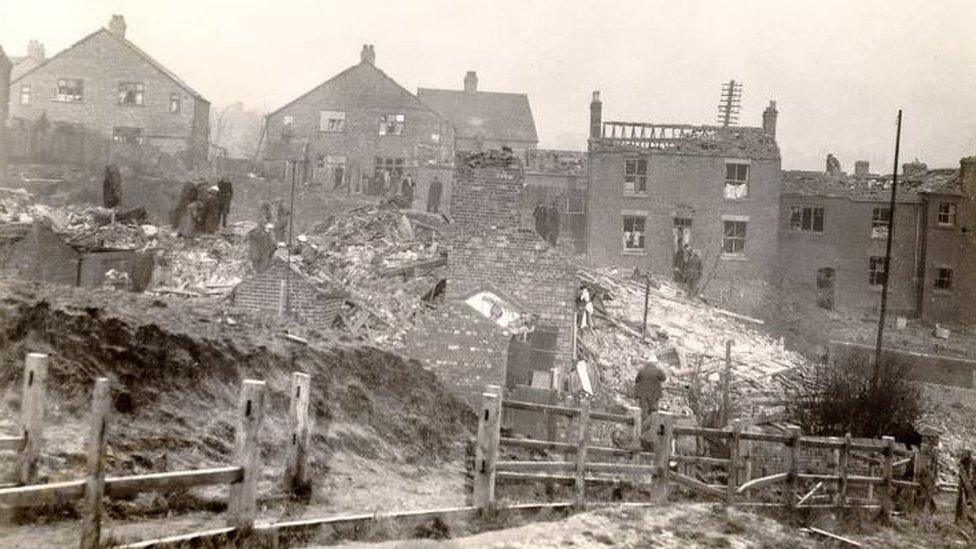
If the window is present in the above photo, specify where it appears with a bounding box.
[169,93,181,114]
[374,157,404,179]
[622,216,646,250]
[934,267,953,291]
[112,126,144,145]
[624,158,648,194]
[789,205,824,233]
[871,207,890,239]
[319,110,345,132]
[379,114,405,136]
[283,115,294,127]
[19,85,30,105]
[868,256,887,286]
[725,162,749,200]
[937,203,956,227]
[723,220,747,254]
[118,82,144,105]
[55,78,83,102]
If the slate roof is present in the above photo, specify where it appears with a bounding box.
[11,28,206,101]
[782,167,962,202]
[417,88,539,144]
[590,124,780,160]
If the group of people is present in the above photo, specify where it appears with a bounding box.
[533,202,561,246]
[363,171,443,214]
[673,243,703,297]
[170,178,234,238]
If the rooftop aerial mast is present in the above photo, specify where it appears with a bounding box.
[717,79,743,127]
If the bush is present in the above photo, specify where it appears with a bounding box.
[783,357,924,442]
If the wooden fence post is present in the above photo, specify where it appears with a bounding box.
[626,405,643,499]
[228,379,266,531]
[867,464,875,500]
[955,451,970,525]
[284,372,312,500]
[908,447,919,511]
[80,378,110,549]
[742,421,753,492]
[727,419,741,504]
[837,432,851,507]
[650,412,673,503]
[784,427,801,508]
[574,398,591,509]
[19,352,48,485]
[880,435,895,522]
[918,430,940,512]
[473,390,501,510]
[721,340,733,426]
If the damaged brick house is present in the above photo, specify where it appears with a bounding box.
[6,15,211,166]
[263,45,453,194]
[778,155,976,325]
[404,153,576,409]
[585,91,782,314]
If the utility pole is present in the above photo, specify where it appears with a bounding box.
[642,274,650,341]
[874,110,903,384]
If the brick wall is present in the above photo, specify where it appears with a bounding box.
[0,222,80,286]
[231,259,345,329]
[829,340,976,389]
[404,160,576,409]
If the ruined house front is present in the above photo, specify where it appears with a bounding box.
[404,153,576,409]
[7,15,210,166]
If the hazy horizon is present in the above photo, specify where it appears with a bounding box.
[3,0,974,171]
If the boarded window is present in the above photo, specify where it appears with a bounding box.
[724,163,749,200]
[378,114,405,136]
[937,203,956,226]
[55,78,83,102]
[789,205,824,233]
[319,110,346,132]
[871,207,890,239]
[935,267,953,290]
[623,216,645,250]
[868,256,887,286]
[118,82,144,105]
[722,220,747,254]
[624,158,648,194]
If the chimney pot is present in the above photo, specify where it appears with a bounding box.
[108,15,127,39]
[463,71,478,93]
[589,90,603,140]
[762,100,778,137]
[360,44,375,65]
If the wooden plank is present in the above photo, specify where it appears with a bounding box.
[496,461,575,474]
[798,482,824,506]
[670,472,725,499]
[736,472,788,494]
[785,427,801,508]
[673,455,731,467]
[228,379,265,530]
[673,426,733,439]
[20,353,48,485]
[727,419,741,503]
[804,527,863,547]
[739,431,792,444]
[284,372,312,500]
[496,472,647,485]
[81,378,111,549]
[589,411,633,425]
[650,412,674,502]
[499,437,653,459]
[115,527,237,549]
[627,405,643,499]
[574,399,590,508]
[0,479,86,507]
[586,463,656,475]
[105,467,243,497]
[0,436,25,452]
[503,399,579,417]
[880,435,895,522]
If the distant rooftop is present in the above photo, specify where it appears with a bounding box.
[783,167,961,202]
[590,121,779,159]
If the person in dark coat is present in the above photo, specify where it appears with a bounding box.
[401,175,415,208]
[274,199,290,242]
[685,248,703,297]
[673,243,688,283]
[217,179,234,228]
[426,177,443,214]
[247,223,277,271]
[198,186,221,234]
[635,360,667,426]
[533,204,547,241]
[547,202,561,246]
[102,165,122,209]
[180,201,201,238]
[170,181,198,228]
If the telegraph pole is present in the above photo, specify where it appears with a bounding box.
[873,110,903,384]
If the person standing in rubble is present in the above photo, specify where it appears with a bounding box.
[102,164,122,210]
[547,202,561,246]
[578,285,593,329]
[635,359,667,428]
[426,177,443,214]
[684,248,703,298]
[180,200,201,238]
[274,199,290,242]
[171,180,198,228]
[673,243,688,283]
[247,223,276,271]
[217,178,234,228]
[200,186,221,233]
[401,174,416,208]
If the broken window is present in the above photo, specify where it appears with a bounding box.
[379,114,405,136]
[871,207,891,239]
[622,216,645,250]
[374,157,404,179]
[112,126,144,146]
[19,85,30,105]
[868,256,887,286]
[624,158,648,194]
[937,203,956,227]
[169,93,181,114]
[319,110,345,132]
[118,82,144,106]
[789,205,824,233]
[935,267,953,290]
[724,162,749,200]
[55,78,83,102]
[722,220,747,254]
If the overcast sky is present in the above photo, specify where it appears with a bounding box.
[3,0,974,170]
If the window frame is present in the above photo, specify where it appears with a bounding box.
[19,84,30,105]
[169,93,181,114]
[378,113,405,136]
[934,266,953,291]
[621,214,647,253]
[871,207,891,239]
[374,157,405,179]
[319,110,346,133]
[724,160,750,201]
[623,157,648,195]
[722,219,748,255]
[117,82,145,106]
[55,78,84,103]
[868,255,888,287]
[789,205,825,233]
[937,202,956,227]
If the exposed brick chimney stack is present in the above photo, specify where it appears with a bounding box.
[463,71,478,93]
[590,91,602,139]
[903,159,927,179]
[360,44,375,65]
[960,154,976,203]
[108,15,127,39]
[27,39,45,64]
[854,160,869,179]
[762,100,778,136]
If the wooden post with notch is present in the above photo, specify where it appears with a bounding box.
[837,432,851,507]
[228,379,266,531]
[721,340,733,426]
[20,352,48,485]
[626,405,643,499]
[785,427,801,508]
[80,378,110,549]
[284,372,312,500]
[574,398,590,508]
[473,389,501,510]
[727,419,741,504]
[650,412,673,503]
[916,429,940,512]
[880,435,895,522]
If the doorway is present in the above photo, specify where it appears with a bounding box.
[673,217,693,251]
[816,267,835,310]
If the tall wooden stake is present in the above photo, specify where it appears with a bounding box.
[574,398,591,508]
[284,372,312,500]
[228,379,266,531]
[20,353,48,485]
[642,275,650,341]
[874,109,903,384]
[80,378,110,549]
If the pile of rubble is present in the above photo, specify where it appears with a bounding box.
[577,266,809,417]
[155,227,252,296]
